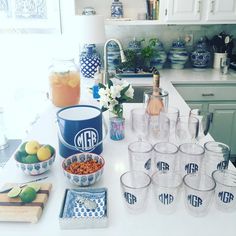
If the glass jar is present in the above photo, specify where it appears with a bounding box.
[49,59,80,107]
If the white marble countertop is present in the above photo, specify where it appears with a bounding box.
[0,68,236,236]
[121,68,236,86]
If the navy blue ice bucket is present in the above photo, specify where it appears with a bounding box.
[57,105,106,158]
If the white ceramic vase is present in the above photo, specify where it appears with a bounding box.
[213,53,227,69]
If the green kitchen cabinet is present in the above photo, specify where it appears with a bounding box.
[174,83,236,158]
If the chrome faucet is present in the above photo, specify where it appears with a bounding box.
[103,39,126,84]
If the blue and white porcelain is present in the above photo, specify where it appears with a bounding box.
[168,39,189,69]
[14,147,56,176]
[191,38,211,69]
[59,188,108,229]
[80,44,101,78]
[107,41,121,72]
[111,0,123,18]
[62,153,105,187]
[150,39,167,69]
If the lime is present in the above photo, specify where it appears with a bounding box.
[37,145,51,161]
[19,142,28,154]
[19,186,37,203]
[7,186,22,198]
[15,151,26,162]
[25,140,41,155]
[27,183,41,192]
[24,154,39,164]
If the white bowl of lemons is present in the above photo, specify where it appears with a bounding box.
[14,140,56,176]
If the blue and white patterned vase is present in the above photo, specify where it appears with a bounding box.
[168,40,189,69]
[80,44,101,78]
[111,0,124,18]
[191,38,211,69]
[150,39,167,69]
[107,41,121,72]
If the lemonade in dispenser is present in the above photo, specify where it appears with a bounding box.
[49,58,80,107]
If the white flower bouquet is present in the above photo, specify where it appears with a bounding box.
[99,79,134,118]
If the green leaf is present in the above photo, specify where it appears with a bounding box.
[101,107,108,113]
[120,84,130,96]
[98,83,106,89]
[108,79,113,88]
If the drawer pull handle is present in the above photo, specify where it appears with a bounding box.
[202,93,214,97]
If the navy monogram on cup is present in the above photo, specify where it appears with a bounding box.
[212,170,236,212]
[183,173,216,217]
[179,143,205,177]
[124,192,137,205]
[120,171,151,213]
[152,171,182,214]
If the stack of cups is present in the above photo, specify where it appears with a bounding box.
[204,141,230,177]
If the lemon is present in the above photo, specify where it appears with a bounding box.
[19,187,37,203]
[25,141,40,155]
[68,78,79,88]
[7,186,22,198]
[27,183,41,192]
[37,145,51,161]
[45,145,54,156]
[24,154,39,164]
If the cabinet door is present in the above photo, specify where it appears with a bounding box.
[165,0,201,22]
[206,0,236,21]
[209,103,236,155]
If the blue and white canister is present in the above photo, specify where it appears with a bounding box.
[149,39,167,69]
[80,44,101,79]
[191,38,210,69]
[168,39,189,69]
[107,41,121,72]
[111,0,124,18]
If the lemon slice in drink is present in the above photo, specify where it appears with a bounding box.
[27,183,41,192]
[7,186,22,198]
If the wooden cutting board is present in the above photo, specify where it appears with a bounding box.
[0,183,52,223]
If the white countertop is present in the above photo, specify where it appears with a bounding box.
[0,68,236,236]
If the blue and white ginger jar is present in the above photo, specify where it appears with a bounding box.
[150,39,167,69]
[191,38,210,69]
[111,0,123,18]
[80,44,101,78]
[168,40,188,69]
[107,41,121,72]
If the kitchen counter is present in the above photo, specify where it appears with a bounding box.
[0,69,236,236]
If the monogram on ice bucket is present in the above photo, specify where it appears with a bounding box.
[74,128,99,152]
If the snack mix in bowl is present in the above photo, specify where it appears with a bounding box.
[62,153,105,186]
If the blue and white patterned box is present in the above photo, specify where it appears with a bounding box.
[59,188,108,229]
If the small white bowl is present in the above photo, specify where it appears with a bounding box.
[62,153,105,187]
[14,147,56,176]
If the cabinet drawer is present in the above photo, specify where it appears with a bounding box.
[174,84,236,101]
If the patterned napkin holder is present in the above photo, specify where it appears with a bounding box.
[59,188,108,229]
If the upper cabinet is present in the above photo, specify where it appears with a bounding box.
[164,0,236,24]
[206,0,236,22]
[74,0,236,25]
[164,0,201,22]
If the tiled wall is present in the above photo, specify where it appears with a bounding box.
[93,24,236,68]
[105,24,236,52]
